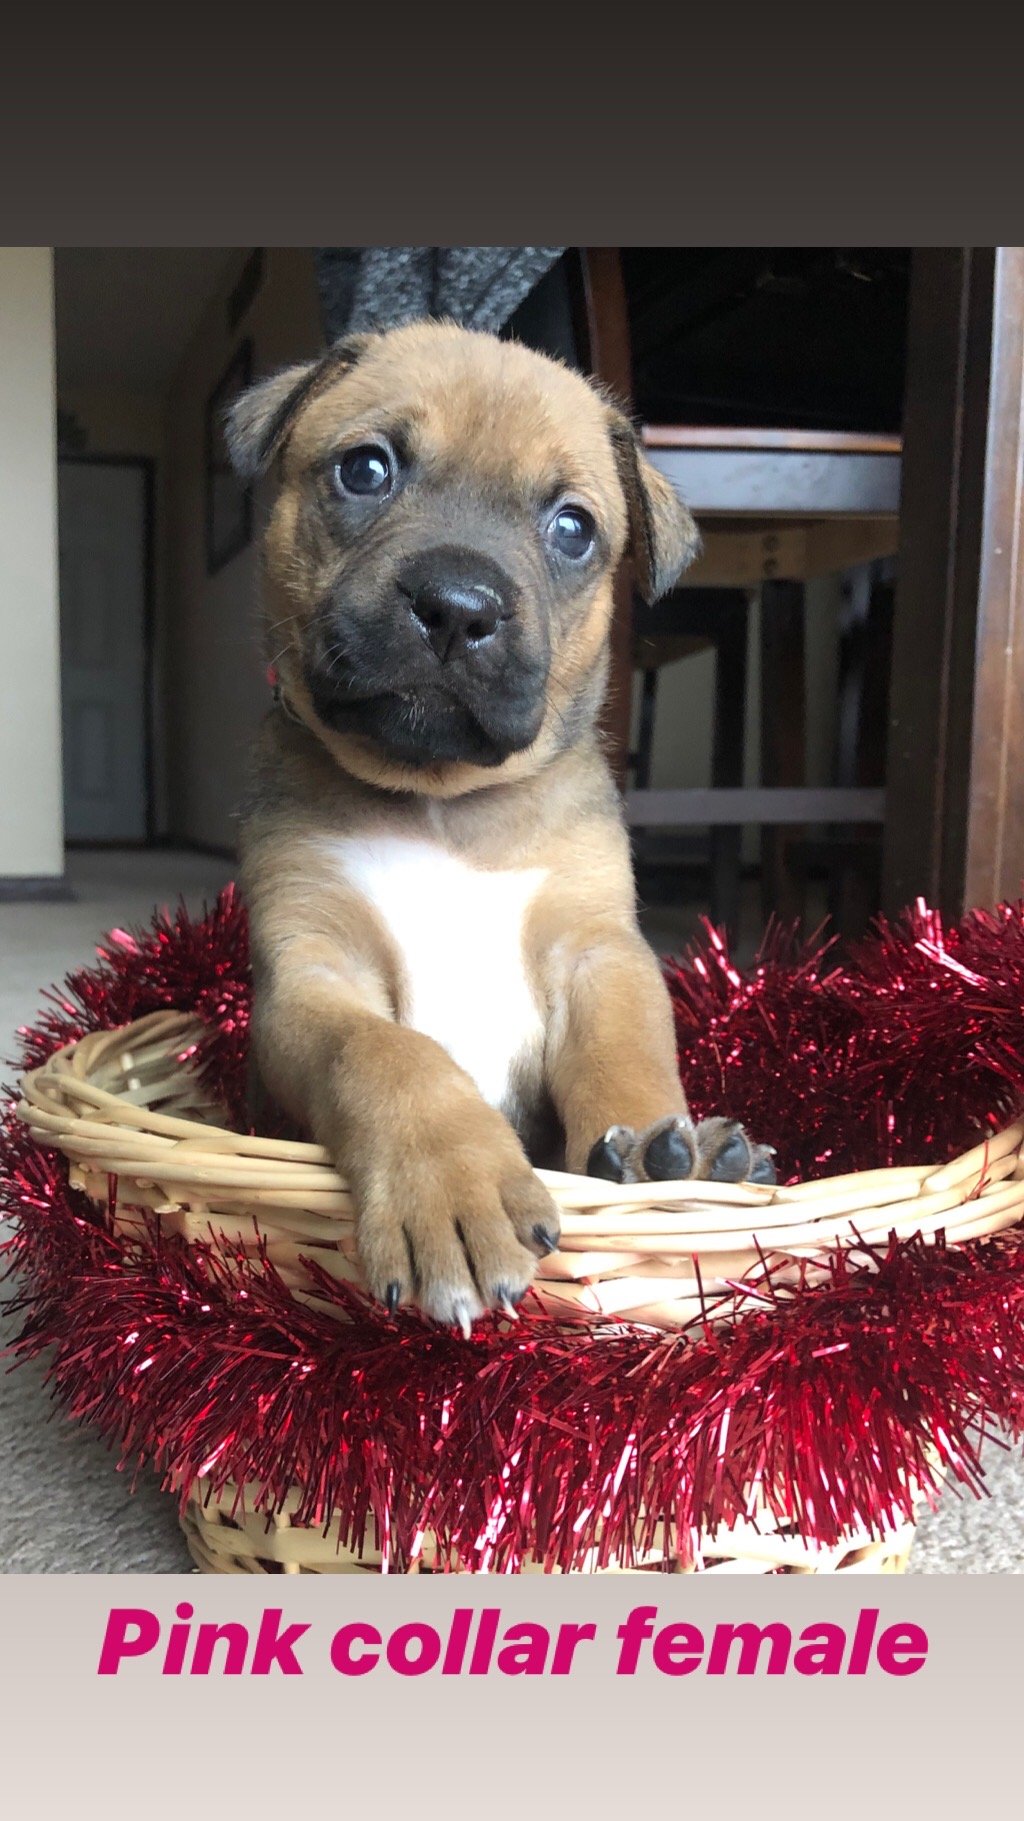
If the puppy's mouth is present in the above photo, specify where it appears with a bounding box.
[303,665,545,770]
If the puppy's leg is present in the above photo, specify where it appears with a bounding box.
[253,940,560,1328]
[545,922,775,1185]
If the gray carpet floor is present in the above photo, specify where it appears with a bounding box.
[1,849,1020,1571]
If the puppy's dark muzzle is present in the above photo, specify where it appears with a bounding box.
[397,547,518,667]
[304,543,545,768]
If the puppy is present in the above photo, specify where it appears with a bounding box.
[228,322,773,1330]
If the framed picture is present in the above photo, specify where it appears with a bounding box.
[205,338,253,574]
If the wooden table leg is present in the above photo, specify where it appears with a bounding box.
[829,566,893,939]
[760,579,806,926]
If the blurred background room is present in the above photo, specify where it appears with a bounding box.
[3,244,1024,1568]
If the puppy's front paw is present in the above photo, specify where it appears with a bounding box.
[355,1116,560,1333]
[586,1114,776,1186]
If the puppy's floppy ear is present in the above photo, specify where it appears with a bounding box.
[608,411,700,603]
[224,333,372,481]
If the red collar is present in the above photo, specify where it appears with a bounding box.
[266,665,302,725]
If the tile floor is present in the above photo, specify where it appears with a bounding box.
[1,848,1020,1570]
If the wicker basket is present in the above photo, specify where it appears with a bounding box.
[182,1479,917,1575]
[20,1005,1024,1574]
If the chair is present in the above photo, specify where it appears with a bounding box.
[629,589,749,939]
[567,251,900,940]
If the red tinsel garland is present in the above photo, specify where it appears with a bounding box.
[5,886,1024,1570]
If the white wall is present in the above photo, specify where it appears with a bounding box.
[164,249,323,852]
[0,249,63,878]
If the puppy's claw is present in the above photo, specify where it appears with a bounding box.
[497,1290,520,1321]
[454,1300,474,1341]
[586,1130,630,1184]
[385,1280,401,1315]
[532,1223,559,1255]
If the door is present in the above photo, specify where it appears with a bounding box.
[883,248,1024,916]
[58,460,149,842]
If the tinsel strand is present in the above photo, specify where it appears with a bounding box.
[5,887,1024,1569]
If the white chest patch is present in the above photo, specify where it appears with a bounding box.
[330,835,548,1111]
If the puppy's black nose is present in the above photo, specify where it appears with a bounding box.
[407,577,502,664]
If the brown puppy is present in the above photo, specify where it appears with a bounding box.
[228,322,773,1331]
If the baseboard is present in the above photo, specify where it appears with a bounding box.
[63,837,238,864]
[152,835,237,863]
[0,874,75,903]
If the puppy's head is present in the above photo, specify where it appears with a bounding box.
[228,321,698,795]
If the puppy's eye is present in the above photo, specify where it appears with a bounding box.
[546,504,595,561]
[333,444,393,497]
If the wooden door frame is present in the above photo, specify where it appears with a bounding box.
[570,248,637,787]
[883,247,1024,917]
[57,453,157,845]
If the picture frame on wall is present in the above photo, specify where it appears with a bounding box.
[205,338,253,574]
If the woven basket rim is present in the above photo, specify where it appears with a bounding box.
[8,1004,968,1569]
[17,1007,1024,1282]
[179,1476,920,1576]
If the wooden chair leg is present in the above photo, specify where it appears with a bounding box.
[829,564,894,938]
[760,580,807,927]
[709,590,749,941]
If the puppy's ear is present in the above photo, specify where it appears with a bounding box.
[608,411,700,603]
[224,334,372,481]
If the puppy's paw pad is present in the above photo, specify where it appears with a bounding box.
[709,1126,753,1183]
[585,1117,699,1184]
[584,1115,776,1188]
[749,1146,778,1185]
[694,1117,777,1185]
[641,1115,696,1182]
